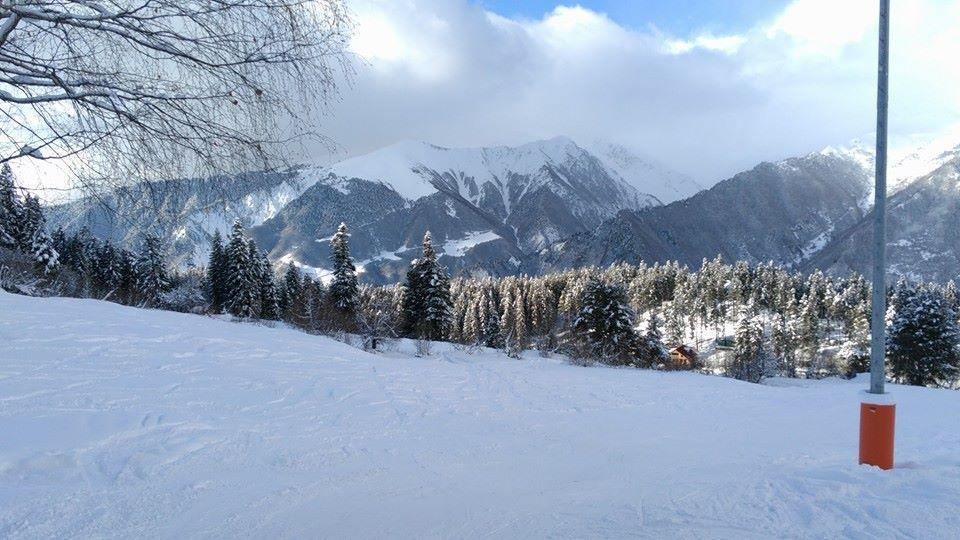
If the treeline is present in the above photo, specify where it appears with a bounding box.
[2,164,958,388]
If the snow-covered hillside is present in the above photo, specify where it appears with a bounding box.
[587,139,703,203]
[328,137,662,208]
[2,293,959,538]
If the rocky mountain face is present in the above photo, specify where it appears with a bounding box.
[49,137,674,282]
[804,145,960,283]
[251,137,671,282]
[51,133,960,285]
[535,150,873,272]
[48,169,307,267]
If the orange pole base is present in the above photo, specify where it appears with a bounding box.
[859,402,895,470]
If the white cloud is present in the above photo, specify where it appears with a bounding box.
[321,0,960,184]
[765,0,874,56]
[665,34,747,55]
[13,0,960,195]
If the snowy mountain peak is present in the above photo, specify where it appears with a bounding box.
[325,137,650,208]
[585,139,703,204]
[817,140,874,171]
[890,128,960,188]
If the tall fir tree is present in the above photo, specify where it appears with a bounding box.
[279,263,303,321]
[887,287,960,386]
[135,234,170,307]
[728,305,771,383]
[794,294,821,377]
[225,220,258,318]
[572,277,642,366]
[401,231,452,340]
[838,307,871,378]
[206,230,228,312]
[29,225,60,274]
[328,222,359,314]
[0,164,24,249]
[251,242,279,321]
[639,312,668,368]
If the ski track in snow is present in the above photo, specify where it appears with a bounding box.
[1,292,960,538]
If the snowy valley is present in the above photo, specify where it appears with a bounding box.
[2,292,960,538]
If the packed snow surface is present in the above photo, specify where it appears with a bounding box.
[2,293,960,538]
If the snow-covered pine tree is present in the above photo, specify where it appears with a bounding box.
[728,305,772,383]
[401,231,452,340]
[794,294,821,378]
[278,263,302,320]
[251,243,279,321]
[29,225,59,274]
[887,287,960,387]
[135,234,170,307]
[838,306,870,378]
[499,280,523,356]
[460,281,483,345]
[15,194,59,274]
[483,293,504,349]
[328,222,359,314]
[942,280,959,312]
[116,248,138,305]
[90,241,120,297]
[510,286,528,355]
[637,312,669,368]
[206,230,228,312]
[665,308,685,346]
[572,277,642,366]
[305,278,328,331]
[224,220,257,318]
[0,164,24,249]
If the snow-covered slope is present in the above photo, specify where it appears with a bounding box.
[257,137,665,282]
[329,137,661,208]
[587,139,704,203]
[2,292,960,538]
[890,127,960,191]
[49,168,320,267]
[539,148,873,272]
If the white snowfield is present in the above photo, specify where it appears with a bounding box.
[1,293,959,539]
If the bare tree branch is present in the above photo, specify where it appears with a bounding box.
[0,0,353,205]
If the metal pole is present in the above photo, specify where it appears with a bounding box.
[869,0,890,395]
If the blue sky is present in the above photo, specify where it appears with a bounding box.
[476,0,791,35]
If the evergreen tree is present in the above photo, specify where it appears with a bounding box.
[12,194,59,274]
[887,287,960,387]
[728,305,772,383]
[401,232,452,340]
[251,242,279,321]
[328,222,359,314]
[639,312,669,368]
[794,294,821,377]
[20,195,43,249]
[119,248,139,305]
[224,220,257,318]
[483,294,504,348]
[839,307,871,378]
[572,277,642,365]
[30,225,60,274]
[279,263,302,320]
[497,280,529,356]
[0,164,23,249]
[135,234,170,307]
[206,230,228,312]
